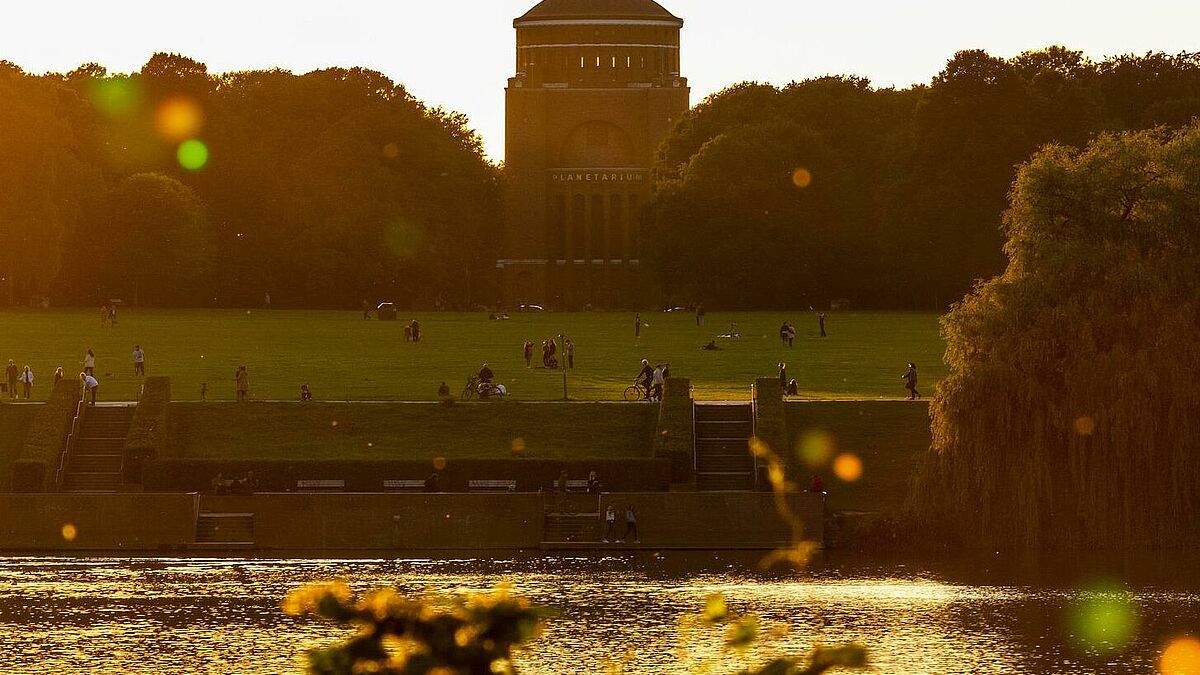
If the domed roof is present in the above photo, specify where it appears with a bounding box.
[515,0,682,25]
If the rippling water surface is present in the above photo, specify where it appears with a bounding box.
[0,552,1196,673]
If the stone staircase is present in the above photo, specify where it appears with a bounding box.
[194,513,256,547]
[61,405,134,493]
[541,492,600,544]
[694,402,756,491]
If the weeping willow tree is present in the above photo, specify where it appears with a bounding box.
[910,122,1200,549]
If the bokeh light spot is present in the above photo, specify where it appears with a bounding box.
[155,96,204,141]
[433,457,447,471]
[1069,582,1139,653]
[331,420,339,428]
[385,220,423,259]
[797,430,836,468]
[177,139,209,171]
[791,168,813,189]
[1074,416,1096,436]
[1162,637,1200,675]
[61,523,77,542]
[833,453,863,482]
[511,438,526,456]
[382,142,399,159]
[89,78,142,117]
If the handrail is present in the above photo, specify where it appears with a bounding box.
[749,382,759,489]
[54,398,87,491]
[689,383,697,475]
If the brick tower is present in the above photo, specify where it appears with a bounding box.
[498,0,689,309]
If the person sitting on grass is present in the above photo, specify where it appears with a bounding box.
[300,383,312,401]
[701,340,721,351]
[437,381,451,400]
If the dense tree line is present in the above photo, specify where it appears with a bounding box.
[0,54,499,308]
[645,48,1200,309]
[911,123,1200,548]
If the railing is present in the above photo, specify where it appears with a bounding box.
[54,399,87,491]
[749,382,760,489]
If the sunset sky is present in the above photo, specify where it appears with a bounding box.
[2,0,1196,159]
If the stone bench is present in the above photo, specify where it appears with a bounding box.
[469,479,517,492]
[554,479,590,491]
[383,479,425,492]
[296,479,345,491]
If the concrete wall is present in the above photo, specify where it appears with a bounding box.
[203,493,545,550]
[0,493,197,551]
[599,491,824,548]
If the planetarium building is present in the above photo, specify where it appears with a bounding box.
[498,0,689,308]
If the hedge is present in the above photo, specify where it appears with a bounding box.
[123,376,171,484]
[141,458,672,493]
[13,379,80,491]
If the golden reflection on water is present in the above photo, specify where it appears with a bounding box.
[0,556,1194,674]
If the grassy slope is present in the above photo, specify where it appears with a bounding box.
[784,401,931,513]
[167,401,658,460]
[0,309,944,402]
[0,405,38,491]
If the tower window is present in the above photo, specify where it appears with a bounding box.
[580,56,584,68]
[626,56,631,68]
[611,56,616,68]
[596,56,601,67]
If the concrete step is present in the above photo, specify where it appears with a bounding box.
[68,453,123,473]
[696,472,755,491]
[73,438,126,452]
[697,456,754,473]
[61,472,122,492]
[196,513,256,544]
[694,404,753,422]
[543,514,599,543]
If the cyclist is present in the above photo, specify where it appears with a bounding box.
[478,363,495,398]
[637,359,654,398]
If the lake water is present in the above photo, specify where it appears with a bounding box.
[0,552,1196,674]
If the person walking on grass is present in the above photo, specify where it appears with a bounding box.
[635,313,642,338]
[236,366,250,402]
[5,360,17,399]
[83,348,96,376]
[53,367,64,388]
[565,339,575,369]
[132,345,146,376]
[696,303,705,326]
[778,362,788,392]
[818,312,827,338]
[19,366,34,399]
[604,505,617,542]
[80,372,99,405]
[902,362,920,400]
[523,340,533,368]
[617,505,639,543]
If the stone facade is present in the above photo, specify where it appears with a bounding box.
[499,0,689,308]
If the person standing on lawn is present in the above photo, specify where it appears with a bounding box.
[132,345,146,376]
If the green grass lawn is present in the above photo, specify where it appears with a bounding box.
[167,401,657,460]
[0,309,944,402]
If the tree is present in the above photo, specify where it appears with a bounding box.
[909,123,1200,548]
[76,172,213,305]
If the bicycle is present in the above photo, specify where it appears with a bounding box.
[463,375,506,400]
[623,381,650,401]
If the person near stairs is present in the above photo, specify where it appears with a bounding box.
[80,372,99,405]
[618,504,639,544]
[19,366,34,399]
[5,360,17,398]
[603,505,617,542]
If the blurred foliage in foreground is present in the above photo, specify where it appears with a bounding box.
[284,581,865,675]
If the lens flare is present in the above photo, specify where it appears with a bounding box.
[797,430,835,468]
[832,453,863,482]
[177,139,209,171]
[791,168,813,189]
[89,78,142,117]
[61,523,77,542]
[382,142,399,159]
[1162,637,1200,675]
[511,438,526,456]
[1069,581,1139,653]
[1074,416,1096,436]
[385,220,423,259]
[433,457,448,471]
[155,96,204,141]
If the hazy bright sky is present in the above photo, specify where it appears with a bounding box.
[2,1,1197,160]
